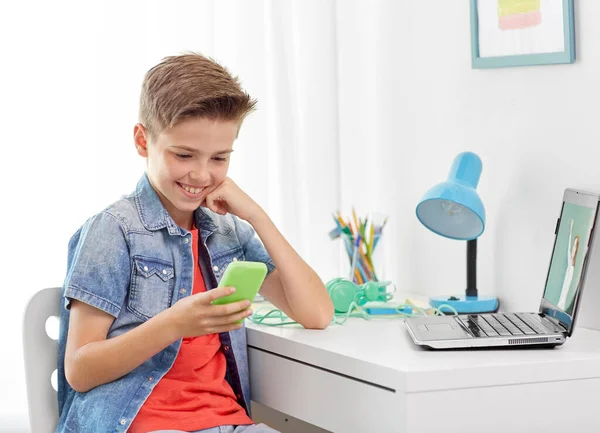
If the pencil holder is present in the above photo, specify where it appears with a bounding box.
[331,210,388,285]
[340,232,384,285]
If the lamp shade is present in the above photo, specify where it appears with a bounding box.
[416,152,485,241]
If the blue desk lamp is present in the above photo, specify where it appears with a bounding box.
[416,151,499,314]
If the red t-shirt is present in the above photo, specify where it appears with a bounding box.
[129,228,252,432]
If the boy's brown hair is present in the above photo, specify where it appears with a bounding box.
[139,52,256,138]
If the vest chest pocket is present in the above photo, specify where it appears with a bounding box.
[212,248,245,283]
[128,256,175,320]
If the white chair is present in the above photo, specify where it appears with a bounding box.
[23,287,61,433]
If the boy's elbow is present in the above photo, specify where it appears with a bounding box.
[303,302,334,330]
[65,355,93,393]
[66,370,90,394]
[68,380,91,394]
[306,319,331,330]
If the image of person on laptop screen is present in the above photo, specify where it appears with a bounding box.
[545,202,596,316]
[557,219,579,311]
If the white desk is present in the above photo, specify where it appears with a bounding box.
[247,317,600,433]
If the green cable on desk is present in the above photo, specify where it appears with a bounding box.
[249,278,459,327]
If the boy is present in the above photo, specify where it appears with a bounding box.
[56,53,334,433]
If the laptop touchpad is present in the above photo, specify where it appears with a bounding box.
[426,324,454,331]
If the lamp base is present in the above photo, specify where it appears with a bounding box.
[430,295,499,314]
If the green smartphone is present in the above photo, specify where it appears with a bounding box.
[211,261,268,307]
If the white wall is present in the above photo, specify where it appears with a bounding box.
[336,0,600,314]
[3,0,600,429]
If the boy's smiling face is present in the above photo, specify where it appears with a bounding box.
[134,117,238,229]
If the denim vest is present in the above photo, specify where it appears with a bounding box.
[56,174,275,432]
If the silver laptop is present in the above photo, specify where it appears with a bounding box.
[405,189,600,349]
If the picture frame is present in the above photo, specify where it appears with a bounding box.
[470,0,575,68]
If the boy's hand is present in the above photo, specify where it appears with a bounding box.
[167,286,253,339]
[203,177,264,223]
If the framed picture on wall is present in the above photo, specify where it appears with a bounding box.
[470,0,575,68]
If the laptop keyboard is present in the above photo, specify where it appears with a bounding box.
[456,313,562,338]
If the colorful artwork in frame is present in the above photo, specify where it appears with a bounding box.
[470,0,575,68]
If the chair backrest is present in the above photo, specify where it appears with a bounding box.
[23,287,61,433]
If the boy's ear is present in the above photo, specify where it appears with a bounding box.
[134,123,149,157]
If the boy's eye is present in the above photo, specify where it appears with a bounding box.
[176,154,192,159]
[213,156,228,162]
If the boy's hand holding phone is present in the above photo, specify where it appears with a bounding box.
[168,261,267,339]
[168,286,253,338]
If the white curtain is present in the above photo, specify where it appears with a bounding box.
[2,0,401,425]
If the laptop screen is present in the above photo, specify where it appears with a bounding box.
[543,201,597,316]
